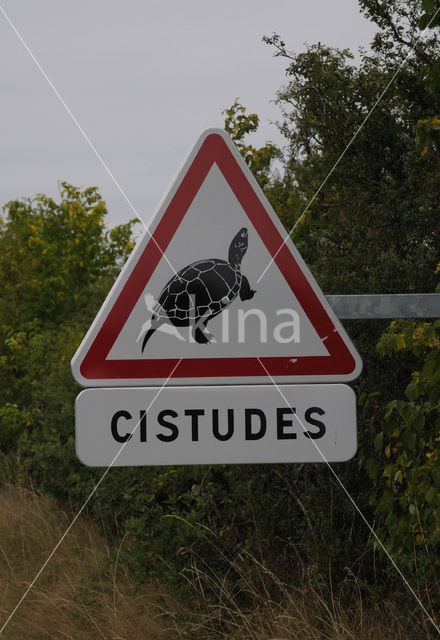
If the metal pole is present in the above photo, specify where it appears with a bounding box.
[326,294,440,319]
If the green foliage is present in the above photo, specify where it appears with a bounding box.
[419,0,440,30]
[0,183,136,327]
[416,114,440,157]
[262,33,440,296]
[223,100,297,229]
[257,2,440,586]
[223,99,280,189]
[0,402,27,451]
[364,316,440,573]
[358,1,440,158]
[0,184,138,457]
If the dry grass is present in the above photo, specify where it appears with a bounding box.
[174,519,440,640]
[0,484,177,639]
[182,558,430,640]
[0,483,439,639]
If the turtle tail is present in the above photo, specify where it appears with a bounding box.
[141,327,156,352]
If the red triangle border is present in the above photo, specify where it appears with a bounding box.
[80,133,357,381]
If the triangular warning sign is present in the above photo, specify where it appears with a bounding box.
[72,129,362,387]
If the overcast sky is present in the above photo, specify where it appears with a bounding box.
[1,1,376,229]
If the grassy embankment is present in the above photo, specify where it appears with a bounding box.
[0,478,438,639]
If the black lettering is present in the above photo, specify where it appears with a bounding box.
[140,410,147,442]
[156,410,179,442]
[245,408,266,440]
[304,407,326,439]
[184,409,205,441]
[277,407,297,440]
[111,410,132,443]
[212,409,234,441]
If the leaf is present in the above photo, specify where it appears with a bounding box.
[406,380,419,401]
[413,410,425,430]
[419,13,431,30]
[406,432,417,452]
[374,432,383,452]
[365,457,379,481]
[422,0,435,13]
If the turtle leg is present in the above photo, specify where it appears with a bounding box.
[192,325,209,344]
[239,275,256,301]
[192,315,215,344]
[201,317,216,343]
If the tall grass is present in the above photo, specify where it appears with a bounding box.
[174,518,440,640]
[0,483,176,639]
[0,480,438,639]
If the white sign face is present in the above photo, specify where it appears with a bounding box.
[75,385,357,466]
[71,129,362,387]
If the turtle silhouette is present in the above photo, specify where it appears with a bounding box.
[138,227,256,351]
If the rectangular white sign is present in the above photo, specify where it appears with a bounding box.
[75,385,356,466]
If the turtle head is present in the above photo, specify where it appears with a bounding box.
[228,227,248,269]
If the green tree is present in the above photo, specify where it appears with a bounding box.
[369,306,440,575]
[223,99,297,229]
[0,183,138,458]
[245,0,440,585]
[262,32,440,296]
[0,183,135,327]
[223,99,280,189]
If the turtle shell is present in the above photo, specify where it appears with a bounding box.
[155,259,241,323]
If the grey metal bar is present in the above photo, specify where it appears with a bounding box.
[326,294,440,319]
